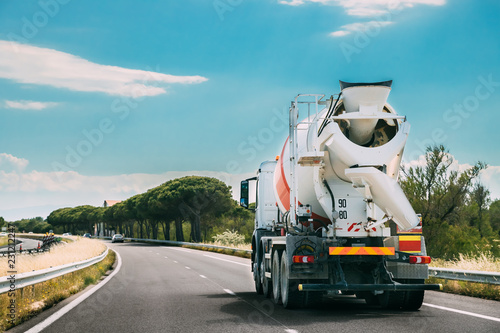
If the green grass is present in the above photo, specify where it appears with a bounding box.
[426,276,500,301]
[0,236,8,248]
[182,244,251,259]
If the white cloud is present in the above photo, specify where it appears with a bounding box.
[330,30,352,37]
[279,0,446,16]
[0,153,29,172]
[479,166,500,201]
[0,41,208,98]
[345,7,388,17]
[4,100,59,110]
[0,168,253,196]
[279,0,306,5]
[0,153,255,220]
[402,152,474,173]
[284,0,444,38]
[330,20,392,37]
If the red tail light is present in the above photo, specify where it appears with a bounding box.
[409,255,431,264]
[293,255,315,263]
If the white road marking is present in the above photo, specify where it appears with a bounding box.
[422,303,500,322]
[224,289,236,296]
[185,266,191,270]
[203,254,248,266]
[207,279,297,333]
[199,275,207,279]
[24,248,122,333]
[156,253,160,255]
[168,247,194,252]
[164,256,168,259]
[173,261,178,263]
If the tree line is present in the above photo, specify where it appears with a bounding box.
[400,145,500,259]
[2,145,499,259]
[46,176,254,243]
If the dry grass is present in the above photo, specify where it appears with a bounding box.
[0,237,106,276]
[208,241,251,251]
[0,236,7,248]
[0,250,116,331]
[427,252,500,301]
[430,252,500,272]
[427,277,500,301]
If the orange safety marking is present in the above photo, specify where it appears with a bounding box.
[329,247,395,255]
[381,247,395,255]
[347,247,359,255]
[364,247,377,255]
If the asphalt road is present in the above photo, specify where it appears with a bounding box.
[17,238,42,250]
[13,241,500,333]
[0,237,41,253]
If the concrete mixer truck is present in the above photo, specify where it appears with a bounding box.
[240,81,442,309]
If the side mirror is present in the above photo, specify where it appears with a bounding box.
[240,180,249,208]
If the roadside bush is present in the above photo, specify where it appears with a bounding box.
[212,229,245,247]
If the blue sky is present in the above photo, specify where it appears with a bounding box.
[0,0,499,220]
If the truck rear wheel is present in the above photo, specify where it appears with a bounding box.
[261,260,272,298]
[364,293,380,306]
[280,250,304,309]
[378,290,405,310]
[272,249,282,305]
[403,279,425,311]
[253,261,263,295]
[304,290,322,308]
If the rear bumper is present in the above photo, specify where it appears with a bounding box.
[298,283,442,292]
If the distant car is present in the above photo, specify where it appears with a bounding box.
[28,231,33,234]
[62,232,72,236]
[83,233,92,238]
[0,232,7,236]
[112,234,124,243]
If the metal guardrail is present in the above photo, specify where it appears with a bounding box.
[428,267,500,285]
[0,248,109,294]
[0,248,50,256]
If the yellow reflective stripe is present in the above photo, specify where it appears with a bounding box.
[329,247,343,255]
[364,247,377,255]
[348,247,359,255]
[381,247,395,255]
[399,235,421,241]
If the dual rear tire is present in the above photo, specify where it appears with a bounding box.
[272,249,282,305]
[258,249,423,311]
[280,250,304,308]
[270,249,310,308]
[253,261,263,295]
[261,260,272,297]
